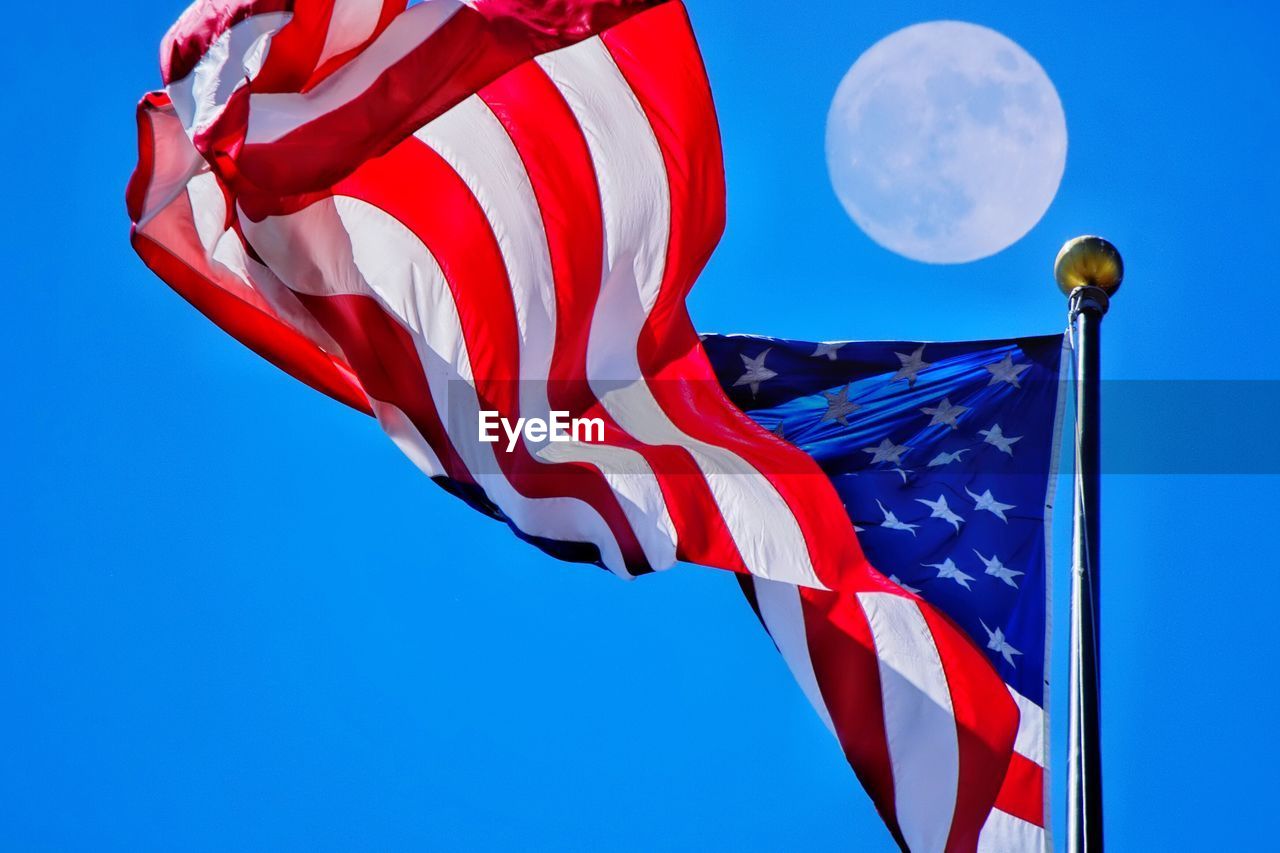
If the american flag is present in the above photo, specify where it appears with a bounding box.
[704,333,1067,852]
[128,1,1059,849]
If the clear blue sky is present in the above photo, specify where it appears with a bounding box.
[4,1,1277,849]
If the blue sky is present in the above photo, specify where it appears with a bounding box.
[4,1,1278,850]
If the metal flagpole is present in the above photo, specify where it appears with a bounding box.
[1056,236,1123,853]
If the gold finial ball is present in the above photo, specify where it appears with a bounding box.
[1054,235,1124,297]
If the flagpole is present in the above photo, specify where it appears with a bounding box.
[1056,236,1122,853]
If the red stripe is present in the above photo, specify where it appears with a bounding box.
[478,60,747,575]
[332,138,649,570]
[237,8,523,196]
[308,0,407,88]
[231,2,664,196]
[916,606,1020,852]
[797,586,905,849]
[250,0,336,93]
[603,2,872,593]
[994,754,1045,829]
[478,66,601,411]
[784,587,1021,852]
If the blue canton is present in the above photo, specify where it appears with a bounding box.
[703,333,1067,707]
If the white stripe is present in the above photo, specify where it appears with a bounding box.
[752,579,836,735]
[246,0,461,145]
[857,592,959,853]
[414,96,678,572]
[371,401,447,478]
[315,0,386,70]
[241,196,628,572]
[538,37,827,590]
[186,172,228,254]
[168,12,291,136]
[1009,686,1046,766]
[978,808,1048,853]
[1035,332,1072,844]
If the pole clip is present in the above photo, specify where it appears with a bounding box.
[1068,285,1111,321]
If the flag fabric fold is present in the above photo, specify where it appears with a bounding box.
[128,2,1055,849]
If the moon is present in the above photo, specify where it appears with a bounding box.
[825,21,1067,264]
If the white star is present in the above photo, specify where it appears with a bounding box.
[892,345,930,386]
[981,621,1023,667]
[927,448,970,468]
[925,558,975,589]
[734,349,777,397]
[876,500,918,535]
[821,384,860,425]
[863,438,909,465]
[921,397,968,429]
[966,487,1016,522]
[979,423,1024,455]
[813,341,844,361]
[889,467,911,483]
[889,574,921,594]
[915,494,964,532]
[974,550,1024,588]
[984,353,1032,388]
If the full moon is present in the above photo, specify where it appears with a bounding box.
[826,21,1067,264]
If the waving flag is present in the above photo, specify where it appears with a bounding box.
[128,1,1048,849]
[703,333,1067,853]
